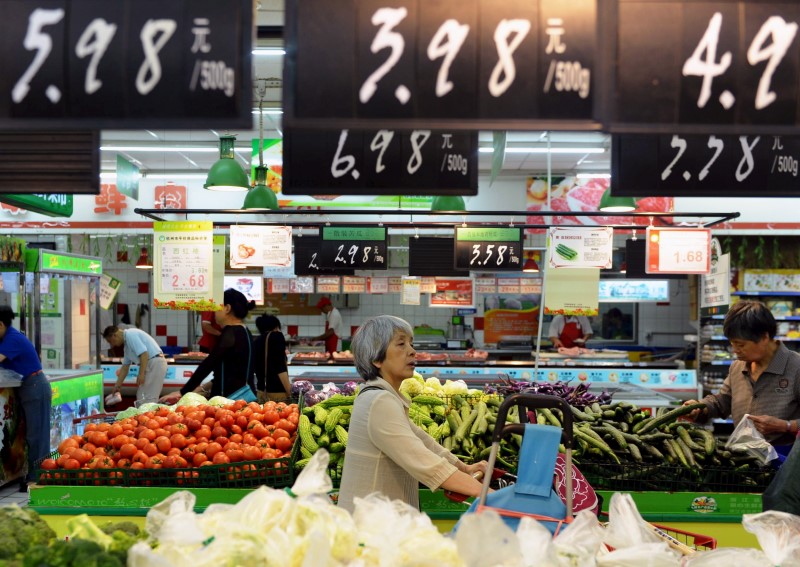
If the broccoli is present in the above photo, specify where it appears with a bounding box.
[99,520,141,538]
[0,505,56,560]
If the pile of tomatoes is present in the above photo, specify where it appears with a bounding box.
[39,400,300,487]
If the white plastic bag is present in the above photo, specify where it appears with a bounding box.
[104,391,122,407]
[742,510,800,565]
[603,493,663,549]
[684,547,772,567]
[596,542,680,567]
[455,509,521,567]
[552,510,604,567]
[726,414,779,465]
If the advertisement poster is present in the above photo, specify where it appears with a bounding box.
[483,293,541,344]
[701,238,731,317]
[98,274,121,310]
[549,226,614,269]
[230,225,292,268]
[525,176,673,230]
[544,266,600,316]
[430,278,474,308]
[401,278,421,305]
[153,221,214,310]
[224,275,264,305]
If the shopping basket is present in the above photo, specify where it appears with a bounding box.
[454,393,598,536]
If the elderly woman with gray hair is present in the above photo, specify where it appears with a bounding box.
[337,315,488,512]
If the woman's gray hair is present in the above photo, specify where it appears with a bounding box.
[352,315,414,381]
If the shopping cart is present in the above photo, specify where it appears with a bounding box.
[454,393,598,536]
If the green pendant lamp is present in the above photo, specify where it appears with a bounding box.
[243,165,279,209]
[204,135,249,192]
[430,195,466,211]
[598,187,637,212]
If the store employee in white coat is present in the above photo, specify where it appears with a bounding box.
[103,326,167,404]
[548,315,593,349]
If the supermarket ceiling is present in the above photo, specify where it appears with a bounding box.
[100,1,611,182]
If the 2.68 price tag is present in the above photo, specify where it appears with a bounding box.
[645,227,711,274]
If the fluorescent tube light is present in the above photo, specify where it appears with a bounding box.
[252,48,285,56]
[478,147,605,154]
[101,146,251,153]
[575,173,611,179]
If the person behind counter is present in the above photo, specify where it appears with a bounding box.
[683,300,800,451]
[313,296,345,354]
[0,306,51,484]
[548,314,593,349]
[103,325,167,405]
[253,314,290,403]
[161,289,256,403]
[198,310,222,353]
[337,314,488,513]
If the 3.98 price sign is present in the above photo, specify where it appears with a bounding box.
[613,133,800,196]
[610,0,800,134]
[454,227,523,271]
[284,0,597,130]
[645,227,711,275]
[283,128,477,195]
[320,226,388,270]
[0,0,252,129]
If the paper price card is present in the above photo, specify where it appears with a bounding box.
[317,276,341,294]
[154,221,214,310]
[230,225,292,267]
[389,277,402,293]
[401,278,421,305]
[646,227,711,274]
[475,277,497,294]
[420,277,437,293]
[291,277,314,294]
[497,278,521,294]
[520,278,543,294]
[549,226,613,269]
[269,279,291,294]
[343,276,366,293]
[368,277,389,294]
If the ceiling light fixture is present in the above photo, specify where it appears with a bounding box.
[204,134,250,192]
[252,47,285,56]
[430,195,466,212]
[575,173,611,179]
[478,147,605,154]
[243,79,279,210]
[522,251,540,273]
[598,188,637,212]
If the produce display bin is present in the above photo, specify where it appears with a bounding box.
[648,524,716,551]
[580,462,775,493]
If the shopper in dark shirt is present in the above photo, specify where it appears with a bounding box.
[253,314,290,402]
[161,289,256,402]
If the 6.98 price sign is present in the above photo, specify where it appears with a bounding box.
[0,0,252,129]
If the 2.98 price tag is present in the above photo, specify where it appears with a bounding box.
[645,227,711,274]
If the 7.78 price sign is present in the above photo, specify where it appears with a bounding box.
[645,227,711,275]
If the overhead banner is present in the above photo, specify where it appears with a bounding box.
[153,221,214,310]
[429,278,475,308]
[548,226,613,269]
[544,266,599,316]
[230,225,292,268]
[701,238,731,318]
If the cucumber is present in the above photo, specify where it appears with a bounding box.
[676,426,704,452]
[636,403,708,435]
[601,423,628,450]
[574,428,620,464]
[539,408,561,427]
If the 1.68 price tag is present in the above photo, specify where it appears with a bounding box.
[645,227,711,274]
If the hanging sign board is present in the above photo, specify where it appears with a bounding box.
[608,0,800,134]
[645,227,711,275]
[430,278,475,308]
[38,250,101,275]
[0,193,73,217]
[701,238,731,317]
[153,221,214,310]
[0,0,252,129]
[293,237,355,276]
[612,134,800,197]
[544,266,599,316]
[283,129,478,196]
[454,227,523,271]
[98,274,121,310]
[320,226,388,270]
[548,227,613,269]
[284,0,598,131]
[230,225,292,268]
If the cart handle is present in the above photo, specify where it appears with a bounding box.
[493,393,574,449]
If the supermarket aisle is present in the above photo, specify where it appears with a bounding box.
[0,481,28,507]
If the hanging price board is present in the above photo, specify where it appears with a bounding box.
[153,221,214,310]
[454,227,523,271]
[293,236,355,276]
[320,226,388,270]
[646,227,711,275]
[229,225,292,268]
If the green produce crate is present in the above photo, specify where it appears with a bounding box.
[578,461,775,493]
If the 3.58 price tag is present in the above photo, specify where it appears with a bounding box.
[645,227,711,274]
[454,227,522,271]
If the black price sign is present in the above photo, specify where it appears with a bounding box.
[283,128,477,196]
[610,0,800,134]
[454,227,523,271]
[293,236,355,276]
[612,133,800,196]
[320,227,388,270]
[284,0,598,130]
[0,0,252,129]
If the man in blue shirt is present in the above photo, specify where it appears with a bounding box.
[102,326,167,404]
[0,306,51,484]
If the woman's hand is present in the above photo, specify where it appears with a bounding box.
[749,414,788,436]
[681,399,707,422]
[463,460,489,478]
[159,391,181,405]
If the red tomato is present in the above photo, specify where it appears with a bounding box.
[169,423,189,436]
[119,443,137,459]
[243,446,262,461]
[58,438,80,455]
[242,433,258,446]
[275,437,293,453]
[262,411,280,425]
[108,423,123,438]
[219,415,235,429]
[205,442,223,458]
[275,419,297,435]
[236,415,249,428]
[64,458,80,470]
[279,405,294,419]
[229,433,243,444]
[41,458,58,470]
[212,451,230,464]
[192,453,209,467]
[272,428,290,439]
[142,443,158,457]
[212,426,228,439]
[225,448,244,462]
[155,436,172,453]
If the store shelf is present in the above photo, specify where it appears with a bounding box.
[732,291,800,296]
[710,335,800,341]
[706,360,733,366]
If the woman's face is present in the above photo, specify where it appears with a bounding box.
[730,333,771,363]
[374,330,416,384]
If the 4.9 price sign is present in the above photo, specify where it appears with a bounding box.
[0,0,252,129]
[454,227,523,271]
[645,227,711,275]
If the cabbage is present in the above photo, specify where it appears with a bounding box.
[341,381,360,396]
[176,392,207,407]
[411,371,425,383]
[207,396,233,407]
[425,377,444,391]
[399,378,424,397]
[291,380,314,396]
[304,390,324,407]
[442,379,469,396]
[137,402,171,413]
[115,407,141,420]
[320,382,341,399]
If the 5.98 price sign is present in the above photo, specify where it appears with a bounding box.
[284,0,597,130]
[283,128,477,195]
[454,227,523,271]
[0,0,252,129]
